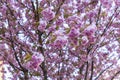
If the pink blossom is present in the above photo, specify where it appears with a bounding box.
[56,18,64,25]
[41,8,55,21]
[54,35,67,49]
[69,28,80,38]
[38,21,46,32]
[114,0,120,6]
[81,36,89,45]
[84,23,97,37]
[25,52,44,70]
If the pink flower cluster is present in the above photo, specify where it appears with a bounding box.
[41,8,55,21]
[69,28,80,38]
[82,24,97,45]
[25,52,44,71]
[38,21,46,32]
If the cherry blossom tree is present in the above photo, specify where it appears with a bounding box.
[0,0,120,80]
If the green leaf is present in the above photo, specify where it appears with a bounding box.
[51,35,57,42]
[38,7,43,13]
[0,28,6,34]
[33,72,41,76]
[65,28,70,34]
[24,53,32,62]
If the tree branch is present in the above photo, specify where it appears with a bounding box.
[94,64,113,80]
[90,59,94,80]
[84,62,89,80]
[111,70,120,80]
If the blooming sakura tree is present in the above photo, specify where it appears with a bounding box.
[0,0,120,80]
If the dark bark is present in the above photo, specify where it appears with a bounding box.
[40,62,48,80]
[23,71,29,80]
[90,60,94,80]
[111,71,120,80]
[94,64,113,80]
[84,62,89,80]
